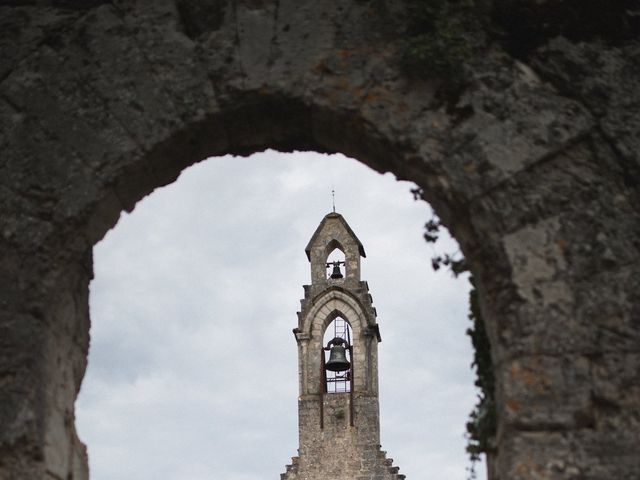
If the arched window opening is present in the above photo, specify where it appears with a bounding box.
[326,247,346,280]
[322,317,352,393]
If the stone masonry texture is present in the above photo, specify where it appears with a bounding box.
[284,213,402,480]
[0,1,639,479]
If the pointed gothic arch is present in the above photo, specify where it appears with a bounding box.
[324,241,346,279]
[324,239,346,259]
[322,315,353,394]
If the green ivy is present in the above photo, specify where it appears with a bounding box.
[402,0,487,84]
[465,278,496,477]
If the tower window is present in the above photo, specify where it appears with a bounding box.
[323,317,352,393]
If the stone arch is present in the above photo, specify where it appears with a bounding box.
[324,240,346,278]
[324,239,346,260]
[321,309,354,336]
[1,1,639,479]
[303,289,368,340]
[302,290,373,396]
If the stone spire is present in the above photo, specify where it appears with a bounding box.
[281,212,404,480]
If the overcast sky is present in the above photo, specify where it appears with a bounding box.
[76,150,486,480]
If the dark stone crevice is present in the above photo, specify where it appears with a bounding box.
[491,0,640,59]
[175,0,227,39]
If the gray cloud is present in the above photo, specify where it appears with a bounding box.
[77,151,485,480]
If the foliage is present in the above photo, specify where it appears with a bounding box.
[401,0,639,84]
[418,208,496,477]
[402,0,487,84]
[419,211,468,275]
[465,278,496,477]
[431,253,468,275]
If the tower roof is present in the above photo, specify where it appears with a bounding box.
[305,212,366,261]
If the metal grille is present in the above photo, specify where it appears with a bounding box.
[325,317,352,393]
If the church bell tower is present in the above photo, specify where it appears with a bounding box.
[281,212,404,480]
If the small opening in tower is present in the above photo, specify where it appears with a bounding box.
[326,247,345,280]
[323,317,352,393]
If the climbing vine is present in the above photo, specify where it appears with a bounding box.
[413,187,496,477]
[464,277,496,478]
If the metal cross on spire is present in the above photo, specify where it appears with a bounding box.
[332,188,336,213]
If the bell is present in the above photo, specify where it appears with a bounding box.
[330,263,343,279]
[325,344,350,372]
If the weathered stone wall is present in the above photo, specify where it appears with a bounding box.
[283,395,403,480]
[1,1,639,479]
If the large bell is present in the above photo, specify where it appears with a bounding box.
[330,263,344,279]
[325,340,350,372]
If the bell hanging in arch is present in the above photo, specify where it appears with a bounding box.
[325,338,350,372]
[329,262,344,279]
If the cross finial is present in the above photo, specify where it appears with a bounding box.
[332,188,336,213]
